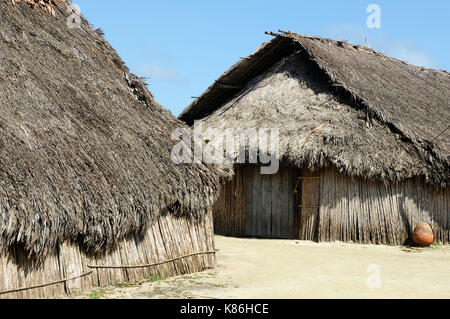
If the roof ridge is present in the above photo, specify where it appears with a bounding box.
[266,30,449,74]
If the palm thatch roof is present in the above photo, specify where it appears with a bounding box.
[0,0,225,260]
[179,31,449,188]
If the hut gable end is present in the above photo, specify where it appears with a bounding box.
[179,31,450,187]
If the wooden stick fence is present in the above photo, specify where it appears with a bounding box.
[0,271,93,296]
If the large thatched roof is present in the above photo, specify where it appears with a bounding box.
[0,0,225,259]
[179,31,449,187]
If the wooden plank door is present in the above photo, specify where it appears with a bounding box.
[261,173,272,237]
[281,167,296,239]
[271,171,282,238]
[245,166,297,238]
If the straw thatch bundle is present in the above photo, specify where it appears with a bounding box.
[12,0,61,15]
[0,0,225,262]
[180,31,449,187]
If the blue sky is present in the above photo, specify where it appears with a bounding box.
[74,0,450,116]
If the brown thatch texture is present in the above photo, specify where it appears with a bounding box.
[179,31,450,187]
[0,0,225,259]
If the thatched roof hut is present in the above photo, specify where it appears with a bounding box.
[0,0,224,298]
[179,31,449,244]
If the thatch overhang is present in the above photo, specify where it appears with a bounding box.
[179,31,450,187]
[0,0,226,259]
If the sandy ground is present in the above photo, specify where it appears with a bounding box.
[73,236,450,299]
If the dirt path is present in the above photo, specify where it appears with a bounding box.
[73,236,450,299]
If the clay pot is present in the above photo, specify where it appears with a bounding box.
[412,222,434,247]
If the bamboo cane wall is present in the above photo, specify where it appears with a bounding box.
[0,210,216,299]
[310,167,450,245]
[213,165,449,245]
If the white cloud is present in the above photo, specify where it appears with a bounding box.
[322,24,436,68]
[134,64,185,84]
[388,43,436,68]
